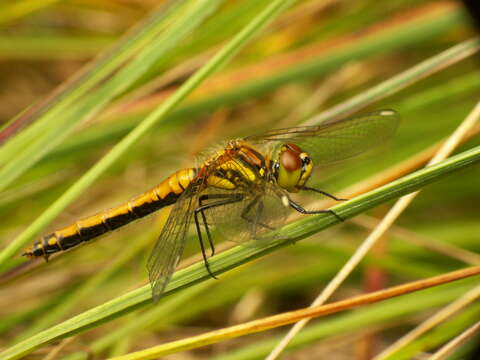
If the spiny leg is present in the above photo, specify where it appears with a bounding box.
[194,194,244,279]
[289,198,344,222]
[302,186,348,202]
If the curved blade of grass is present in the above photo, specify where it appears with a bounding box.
[1,144,480,360]
[0,0,296,265]
[69,248,474,360]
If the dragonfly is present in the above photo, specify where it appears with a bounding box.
[23,109,399,301]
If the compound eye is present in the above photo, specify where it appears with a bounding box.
[280,146,302,172]
[276,144,303,192]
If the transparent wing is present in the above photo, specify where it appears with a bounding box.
[201,157,288,245]
[147,184,199,301]
[246,110,399,165]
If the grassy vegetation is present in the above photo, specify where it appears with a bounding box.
[0,0,479,359]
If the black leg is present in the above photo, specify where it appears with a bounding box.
[194,194,244,279]
[193,214,217,280]
[198,193,242,256]
[289,198,344,222]
[200,211,214,256]
[302,186,348,202]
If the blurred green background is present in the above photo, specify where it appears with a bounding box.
[0,0,479,359]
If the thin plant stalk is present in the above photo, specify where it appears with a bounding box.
[374,285,480,359]
[428,320,480,360]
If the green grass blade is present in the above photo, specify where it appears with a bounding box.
[2,144,479,360]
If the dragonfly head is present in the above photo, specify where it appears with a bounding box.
[273,143,313,193]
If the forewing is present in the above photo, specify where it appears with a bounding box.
[246,110,399,165]
[147,185,199,301]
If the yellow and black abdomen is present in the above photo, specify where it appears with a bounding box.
[23,168,197,259]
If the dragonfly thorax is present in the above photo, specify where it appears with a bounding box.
[272,143,313,193]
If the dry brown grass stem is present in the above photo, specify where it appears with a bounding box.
[111,266,480,360]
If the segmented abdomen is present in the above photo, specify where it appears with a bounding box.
[23,168,197,259]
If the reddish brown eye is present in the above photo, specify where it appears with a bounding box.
[280,147,302,171]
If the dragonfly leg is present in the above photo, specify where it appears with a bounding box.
[194,216,217,280]
[198,193,243,256]
[199,194,217,256]
[194,194,244,279]
[289,198,344,222]
[302,187,348,201]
